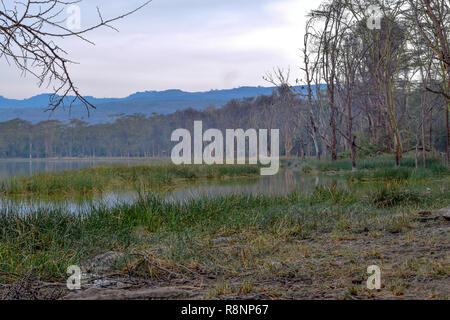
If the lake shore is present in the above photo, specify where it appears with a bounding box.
[0,157,449,300]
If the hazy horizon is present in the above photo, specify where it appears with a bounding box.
[0,84,304,101]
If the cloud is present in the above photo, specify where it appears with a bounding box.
[0,0,314,99]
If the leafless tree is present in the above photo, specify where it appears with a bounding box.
[410,0,449,99]
[300,17,323,160]
[264,68,300,157]
[409,0,449,164]
[336,32,365,170]
[312,0,348,161]
[0,0,151,111]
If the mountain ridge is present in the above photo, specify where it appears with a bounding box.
[0,85,321,123]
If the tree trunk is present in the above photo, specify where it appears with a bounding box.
[351,136,357,171]
[385,116,392,154]
[422,99,427,167]
[330,105,337,161]
[429,109,433,151]
[446,105,449,166]
[311,132,320,160]
[299,139,305,160]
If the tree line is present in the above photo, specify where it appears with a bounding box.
[0,82,447,161]
[295,0,449,168]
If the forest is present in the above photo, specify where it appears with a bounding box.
[0,82,447,163]
[0,0,448,168]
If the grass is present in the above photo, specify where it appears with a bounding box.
[0,156,449,299]
[303,155,445,171]
[0,176,448,283]
[368,184,423,208]
[298,156,449,181]
[0,164,260,196]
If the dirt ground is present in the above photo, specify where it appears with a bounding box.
[1,212,449,300]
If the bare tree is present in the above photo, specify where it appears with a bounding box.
[0,0,151,111]
[300,17,323,160]
[337,32,365,170]
[312,0,347,161]
[409,0,449,164]
[264,68,299,157]
[410,0,449,100]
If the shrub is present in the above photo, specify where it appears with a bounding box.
[369,185,422,208]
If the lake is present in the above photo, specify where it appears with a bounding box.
[0,159,343,214]
[0,158,167,181]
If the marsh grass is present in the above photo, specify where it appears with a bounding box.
[1,177,448,282]
[298,156,448,182]
[369,184,423,208]
[309,156,447,173]
[1,156,449,298]
[348,166,448,182]
[0,164,260,196]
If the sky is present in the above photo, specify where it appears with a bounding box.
[0,0,318,99]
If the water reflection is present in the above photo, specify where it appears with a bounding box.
[0,160,346,215]
[0,158,166,181]
[0,191,140,215]
[165,170,343,203]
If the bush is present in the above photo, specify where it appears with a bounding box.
[369,185,422,208]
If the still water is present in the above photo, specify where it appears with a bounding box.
[0,159,165,181]
[0,159,342,214]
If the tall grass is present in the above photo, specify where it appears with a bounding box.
[1,178,448,281]
[348,166,448,181]
[368,184,423,208]
[0,164,260,196]
[313,156,447,172]
[301,156,448,181]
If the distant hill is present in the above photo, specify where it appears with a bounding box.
[0,94,115,110]
[0,85,321,123]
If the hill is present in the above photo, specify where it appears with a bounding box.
[0,86,318,123]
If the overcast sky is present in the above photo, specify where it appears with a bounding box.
[0,0,318,99]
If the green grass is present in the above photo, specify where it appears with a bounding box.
[348,167,442,181]
[368,184,424,208]
[298,156,448,181]
[1,156,449,298]
[311,156,446,172]
[1,176,448,282]
[0,164,260,196]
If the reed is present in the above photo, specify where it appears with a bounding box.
[1,177,448,281]
[0,164,260,196]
